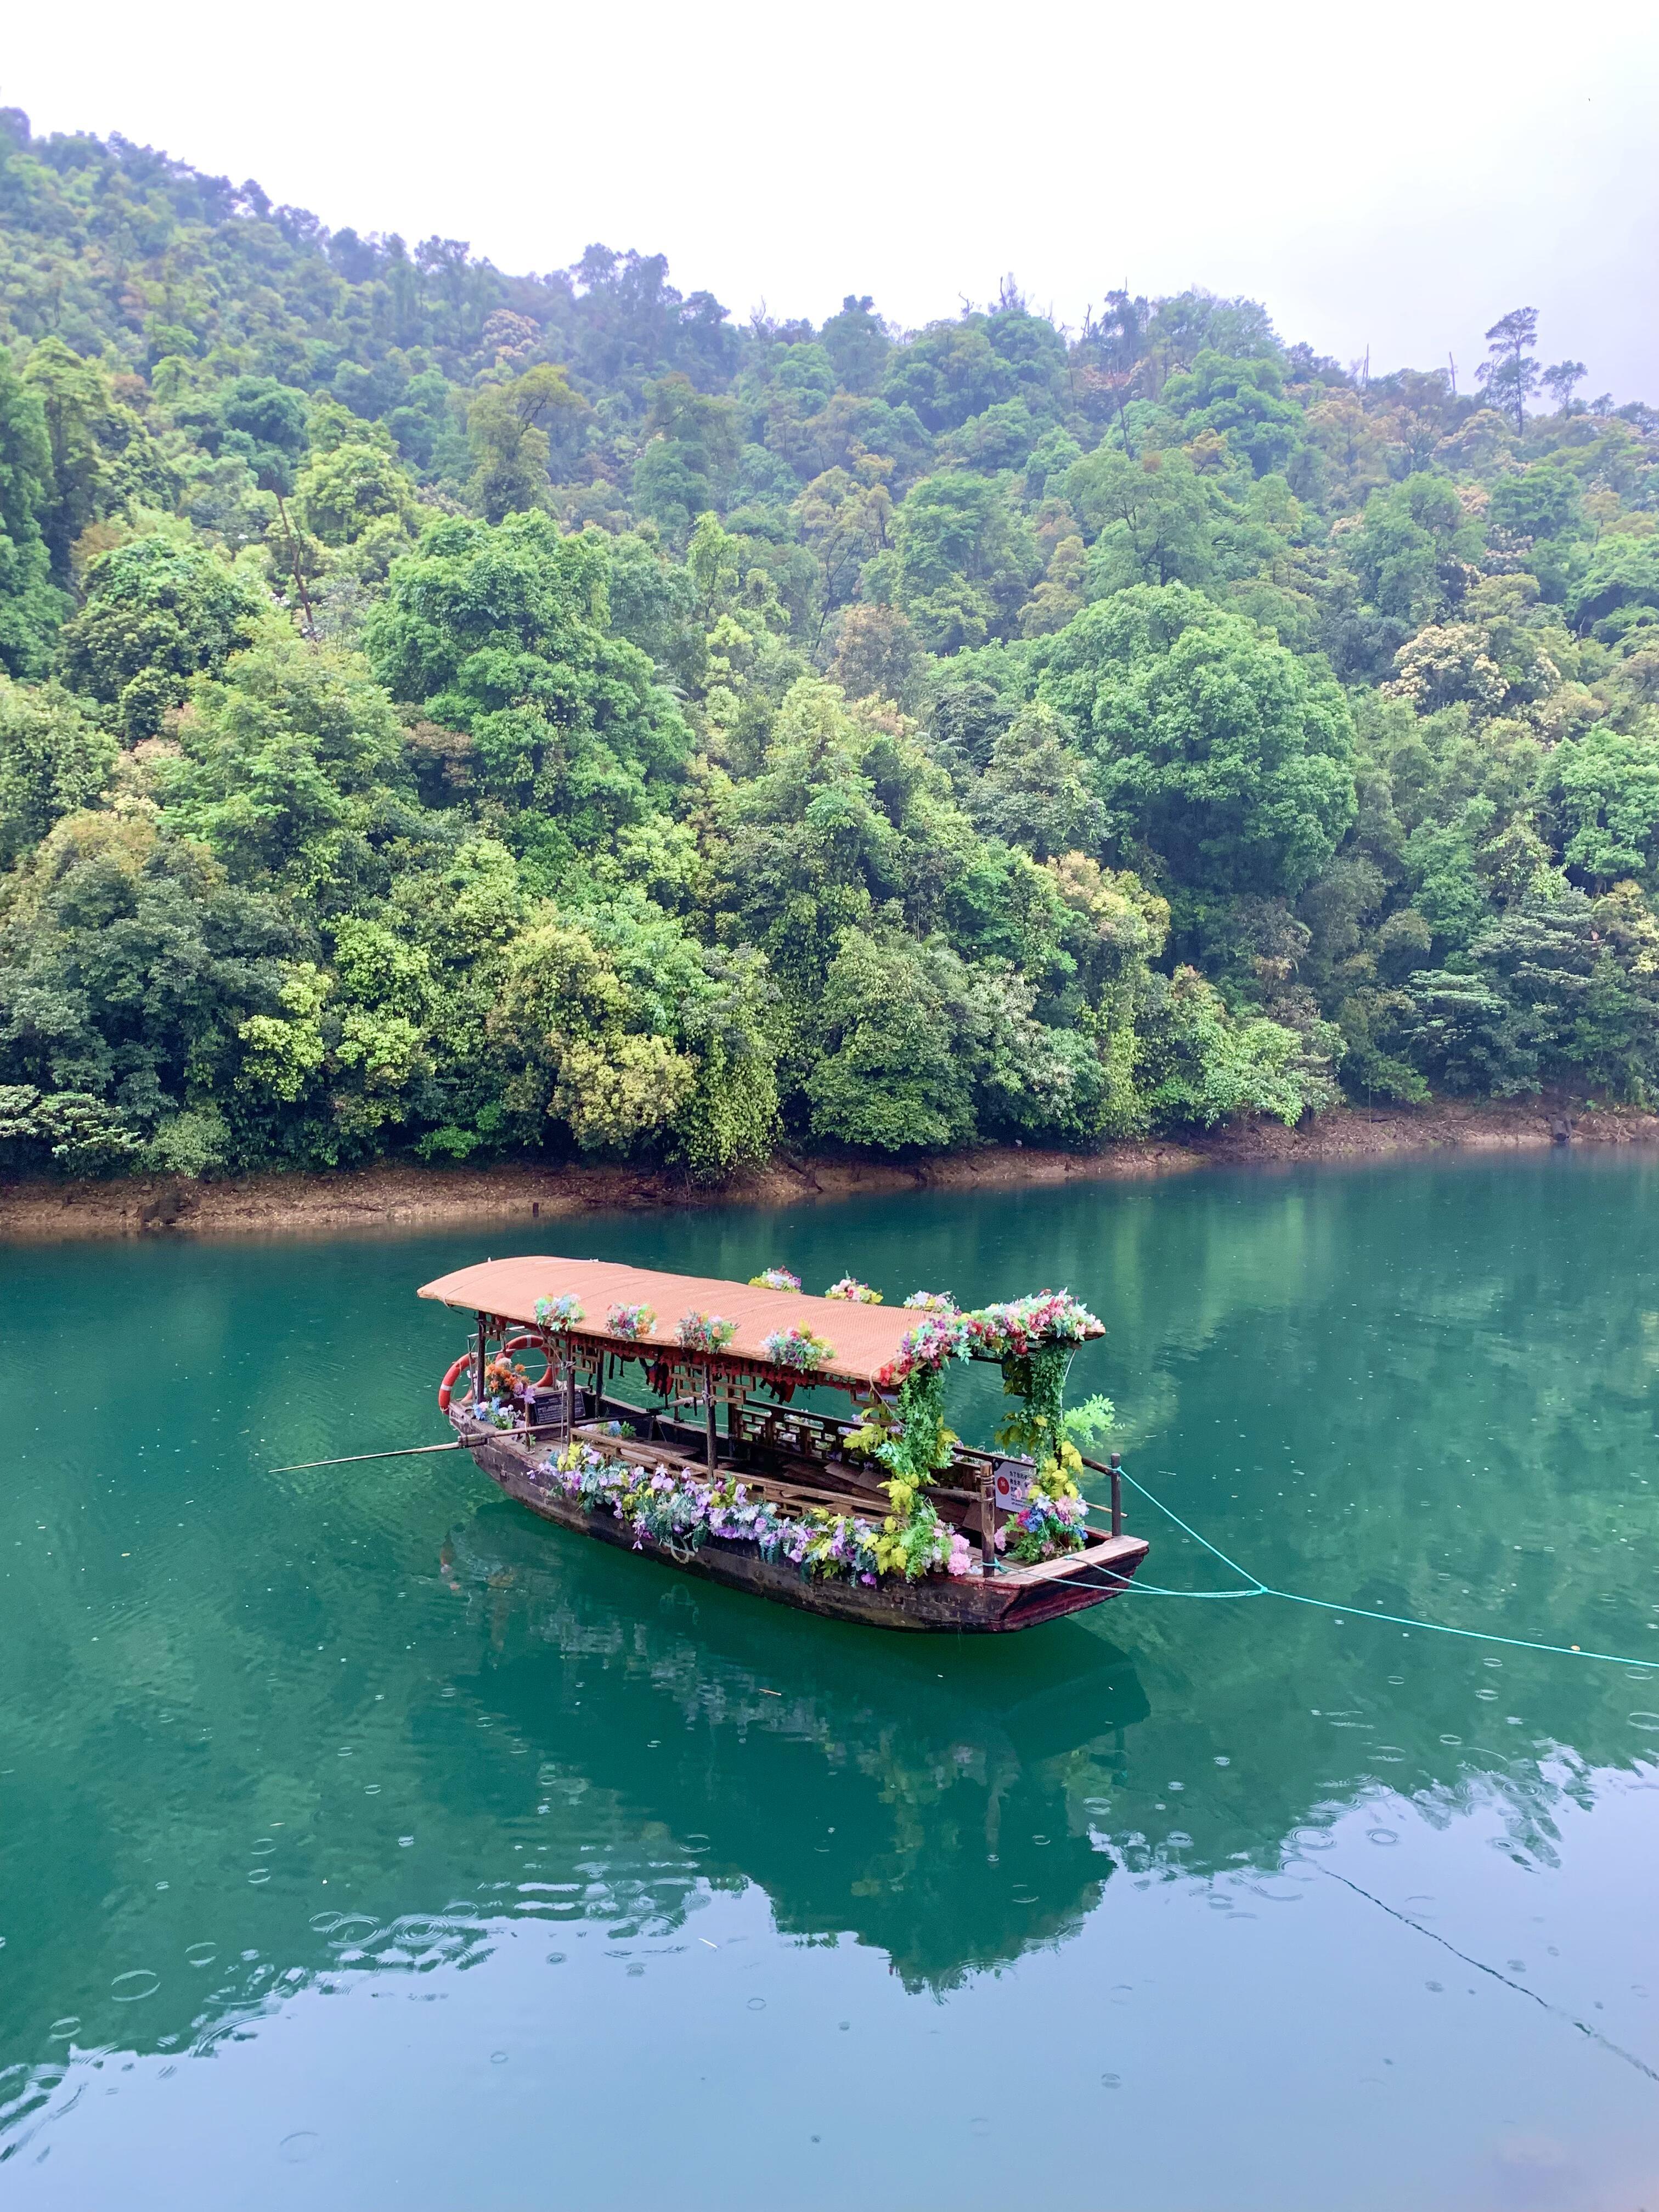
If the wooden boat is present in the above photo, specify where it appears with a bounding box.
[417,1256,1149,1633]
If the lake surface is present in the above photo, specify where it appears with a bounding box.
[2,1155,1657,2210]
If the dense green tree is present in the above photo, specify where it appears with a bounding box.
[1135,965,1338,1127]
[1066,448,1214,592]
[883,321,1011,434]
[0,811,294,1152]
[1347,473,1477,625]
[0,679,116,867]
[60,532,264,740]
[819,296,889,396]
[1567,535,1659,640]
[1159,348,1304,476]
[481,894,777,1171]
[466,364,586,523]
[160,636,413,890]
[1487,462,1584,547]
[966,701,1105,860]
[1545,725,1659,885]
[1039,585,1356,897]
[632,374,740,540]
[365,511,689,853]
[292,419,421,550]
[172,376,309,495]
[20,338,175,576]
[1400,888,1659,1100]
[385,369,460,474]
[805,930,975,1150]
[891,472,1040,648]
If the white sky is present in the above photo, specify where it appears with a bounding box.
[5,0,1657,401]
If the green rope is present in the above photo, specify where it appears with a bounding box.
[1092,1468,1659,1673]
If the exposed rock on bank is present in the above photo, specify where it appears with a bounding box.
[2,1098,1654,1242]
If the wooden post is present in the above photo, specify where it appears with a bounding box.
[705,1365,718,1472]
[475,1314,488,1418]
[979,1469,997,1577]
[1110,1452,1122,1538]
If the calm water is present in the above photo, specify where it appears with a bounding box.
[2,1156,1658,2209]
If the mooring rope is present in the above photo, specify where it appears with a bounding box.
[1080,1468,1659,1673]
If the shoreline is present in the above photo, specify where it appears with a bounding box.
[2,1097,1655,1244]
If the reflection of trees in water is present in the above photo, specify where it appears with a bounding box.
[1030,1164,1659,1748]
[2,1527,1652,2145]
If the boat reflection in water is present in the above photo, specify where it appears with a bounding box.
[440,1499,1152,1990]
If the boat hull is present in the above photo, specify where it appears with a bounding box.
[463,1430,1149,1633]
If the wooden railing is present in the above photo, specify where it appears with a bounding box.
[1077,1452,1124,1537]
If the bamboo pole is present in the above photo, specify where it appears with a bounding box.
[271,1417,576,1475]
[269,1441,468,1474]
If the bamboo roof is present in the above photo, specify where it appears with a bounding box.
[417,1255,920,1389]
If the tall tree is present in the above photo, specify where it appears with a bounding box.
[0,347,61,678]
[1476,308,1540,434]
[466,365,586,524]
[1541,359,1586,414]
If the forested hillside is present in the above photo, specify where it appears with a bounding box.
[1,109,1656,1182]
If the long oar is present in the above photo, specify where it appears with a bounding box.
[269,1420,577,1475]
[269,1441,469,1473]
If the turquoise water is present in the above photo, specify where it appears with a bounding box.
[2,1155,1657,2209]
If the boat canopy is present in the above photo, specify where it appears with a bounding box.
[418,1256,920,1391]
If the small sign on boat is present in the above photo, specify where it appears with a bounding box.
[994,1462,1032,1510]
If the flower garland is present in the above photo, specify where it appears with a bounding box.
[873,1288,1099,1393]
[966,1289,1102,1358]
[760,1323,835,1373]
[825,1277,882,1304]
[676,1311,737,1353]
[605,1301,656,1341]
[872,1306,972,1391]
[542,1443,973,1583]
[844,1319,972,1576]
[976,1292,1103,1561]
[857,1286,1103,1568]
[990,1342,1074,1466]
[533,1293,585,1331]
[970,1293,1099,1485]
[748,1267,801,1293]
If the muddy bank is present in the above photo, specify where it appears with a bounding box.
[2,1097,1655,1243]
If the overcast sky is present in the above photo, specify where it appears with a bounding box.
[5,0,1656,401]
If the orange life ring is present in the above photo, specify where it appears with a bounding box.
[501,1334,557,1391]
[438,1335,557,1413]
[437,1355,471,1413]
